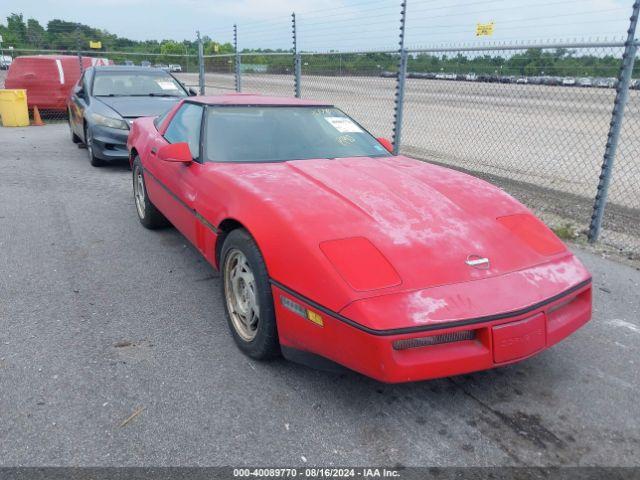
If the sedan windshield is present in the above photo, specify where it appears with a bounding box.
[205,106,391,162]
[92,71,187,97]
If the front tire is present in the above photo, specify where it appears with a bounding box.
[221,229,280,360]
[85,126,105,167]
[69,110,81,144]
[132,156,169,229]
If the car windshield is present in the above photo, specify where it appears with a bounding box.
[92,71,187,97]
[204,106,390,163]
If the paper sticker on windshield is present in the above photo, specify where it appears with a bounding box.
[157,81,178,90]
[324,117,363,133]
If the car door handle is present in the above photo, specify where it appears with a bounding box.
[150,147,157,156]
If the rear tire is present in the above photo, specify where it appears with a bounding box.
[221,229,280,360]
[132,156,169,229]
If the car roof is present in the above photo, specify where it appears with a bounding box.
[189,93,333,107]
[91,66,167,73]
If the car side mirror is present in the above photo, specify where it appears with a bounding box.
[157,142,193,163]
[377,137,394,153]
[188,88,198,96]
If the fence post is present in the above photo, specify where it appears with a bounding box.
[197,30,205,95]
[392,1,408,155]
[588,0,640,243]
[234,24,242,92]
[294,54,302,98]
[292,12,301,98]
[76,25,84,75]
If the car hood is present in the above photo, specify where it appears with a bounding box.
[202,156,581,311]
[96,96,182,118]
[215,157,568,290]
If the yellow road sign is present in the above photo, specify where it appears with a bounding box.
[476,22,495,36]
[89,41,102,49]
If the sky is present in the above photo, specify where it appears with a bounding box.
[0,0,634,51]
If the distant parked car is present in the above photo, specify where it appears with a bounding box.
[542,76,561,86]
[465,73,477,81]
[169,64,182,72]
[577,77,593,88]
[5,55,110,112]
[379,71,396,78]
[140,60,151,67]
[0,55,12,70]
[67,66,195,166]
[124,60,135,66]
[154,64,170,71]
[562,77,576,86]
[516,77,529,84]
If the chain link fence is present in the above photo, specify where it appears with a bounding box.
[1,38,639,259]
[300,52,399,139]
[201,53,235,94]
[399,43,638,258]
[603,81,640,256]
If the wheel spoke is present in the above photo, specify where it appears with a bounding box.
[224,249,260,342]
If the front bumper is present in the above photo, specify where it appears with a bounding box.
[272,279,592,383]
[90,124,130,161]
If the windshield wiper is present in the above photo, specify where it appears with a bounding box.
[128,93,181,97]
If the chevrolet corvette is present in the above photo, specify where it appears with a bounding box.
[127,94,592,383]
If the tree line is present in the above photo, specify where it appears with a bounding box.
[0,13,626,78]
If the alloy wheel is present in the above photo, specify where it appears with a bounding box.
[223,249,260,341]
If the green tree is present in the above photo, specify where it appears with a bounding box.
[26,18,46,48]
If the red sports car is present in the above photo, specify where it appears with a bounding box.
[127,94,592,383]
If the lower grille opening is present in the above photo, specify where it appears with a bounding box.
[393,330,476,351]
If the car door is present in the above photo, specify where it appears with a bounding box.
[150,102,205,246]
[69,70,90,140]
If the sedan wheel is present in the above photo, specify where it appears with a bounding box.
[224,249,260,341]
[69,110,81,144]
[85,127,104,167]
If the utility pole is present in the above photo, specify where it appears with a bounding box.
[76,24,84,75]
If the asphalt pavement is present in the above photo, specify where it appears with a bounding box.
[1,124,639,467]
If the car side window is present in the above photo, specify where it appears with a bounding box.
[77,72,88,99]
[163,103,203,160]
